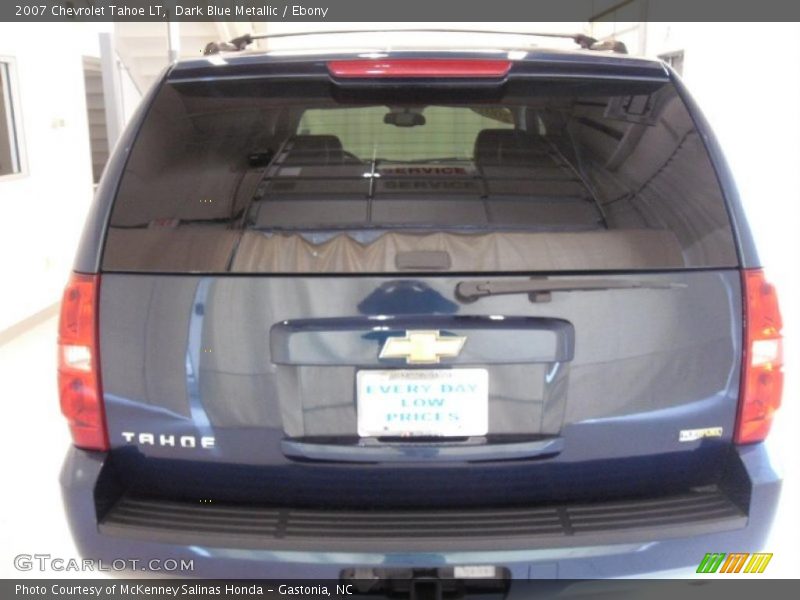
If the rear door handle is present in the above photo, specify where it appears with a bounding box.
[281,437,564,463]
[271,315,575,365]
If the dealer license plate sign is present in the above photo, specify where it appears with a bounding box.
[356,369,489,437]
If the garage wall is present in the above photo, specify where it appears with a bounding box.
[0,24,102,332]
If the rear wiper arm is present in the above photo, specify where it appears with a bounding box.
[455,277,686,303]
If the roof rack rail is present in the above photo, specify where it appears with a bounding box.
[202,29,628,56]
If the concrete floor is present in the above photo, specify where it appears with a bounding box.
[0,316,796,579]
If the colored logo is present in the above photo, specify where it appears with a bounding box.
[379,330,466,364]
[696,553,772,574]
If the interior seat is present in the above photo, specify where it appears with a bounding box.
[282,134,359,165]
[474,129,553,167]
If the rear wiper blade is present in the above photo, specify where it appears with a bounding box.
[455,277,686,303]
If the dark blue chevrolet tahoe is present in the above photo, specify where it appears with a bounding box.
[57,36,783,582]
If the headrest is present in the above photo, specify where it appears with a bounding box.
[283,135,345,165]
[474,129,546,166]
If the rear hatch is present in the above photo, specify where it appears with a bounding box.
[96,55,745,510]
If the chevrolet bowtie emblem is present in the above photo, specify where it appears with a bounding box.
[379,330,466,364]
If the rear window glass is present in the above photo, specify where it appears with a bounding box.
[102,75,738,273]
[297,106,514,161]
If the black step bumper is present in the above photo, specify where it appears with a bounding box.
[98,488,746,553]
[60,444,780,578]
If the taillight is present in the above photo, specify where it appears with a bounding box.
[58,273,108,450]
[735,269,784,444]
[327,59,512,79]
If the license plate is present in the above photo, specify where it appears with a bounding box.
[356,369,489,438]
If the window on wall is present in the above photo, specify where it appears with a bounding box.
[0,60,22,177]
[659,50,685,76]
[82,57,110,184]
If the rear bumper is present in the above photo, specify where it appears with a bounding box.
[60,444,781,578]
